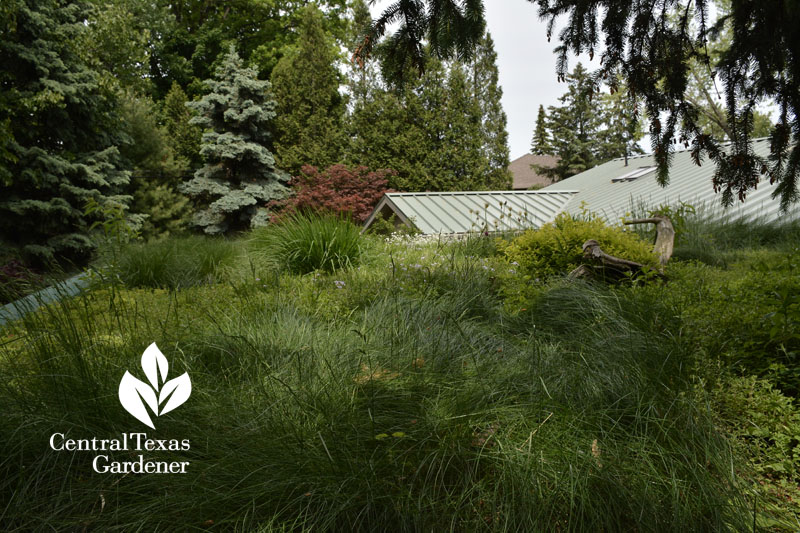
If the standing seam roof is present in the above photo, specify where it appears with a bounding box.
[363,191,578,235]
[541,138,800,223]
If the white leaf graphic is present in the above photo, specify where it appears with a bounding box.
[119,371,158,429]
[141,342,169,391]
[158,372,191,415]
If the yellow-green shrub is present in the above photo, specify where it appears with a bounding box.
[499,213,658,279]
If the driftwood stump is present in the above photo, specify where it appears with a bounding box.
[624,215,675,266]
[568,215,675,281]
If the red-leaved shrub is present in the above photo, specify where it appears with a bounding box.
[274,165,395,223]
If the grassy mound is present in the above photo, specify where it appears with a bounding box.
[2,219,799,530]
[250,213,363,274]
[116,235,239,289]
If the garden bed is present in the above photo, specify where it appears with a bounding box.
[1,216,798,530]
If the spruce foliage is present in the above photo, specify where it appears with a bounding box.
[180,47,288,235]
[0,0,131,263]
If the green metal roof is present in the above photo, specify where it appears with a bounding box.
[363,190,577,235]
[542,137,800,223]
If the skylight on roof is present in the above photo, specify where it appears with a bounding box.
[611,166,656,183]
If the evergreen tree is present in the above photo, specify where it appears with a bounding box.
[430,63,488,190]
[0,0,131,263]
[537,64,601,181]
[531,105,552,155]
[271,5,345,177]
[347,46,511,192]
[118,92,192,239]
[345,76,430,190]
[469,33,512,189]
[180,47,288,235]
[596,83,645,163]
[535,65,645,180]
[162,82,202,170]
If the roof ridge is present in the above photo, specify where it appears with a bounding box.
[608,136,771,162]
[386,190,579,196]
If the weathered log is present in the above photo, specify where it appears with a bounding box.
[568,215,675,280]
[623,215,675,265]
[567,264,595,280]
[569,239,656,281]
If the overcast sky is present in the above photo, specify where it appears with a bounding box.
[483,2,598,160]
[368,1,599,161]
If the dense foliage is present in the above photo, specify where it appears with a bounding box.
[271,6,346,177]
[0,0,131,263]
[181,48,288,235]
[84,0,351,99]
[0,1,516,266]
[468,33,513,188]
[347,35,511,191]
[117,91,192,240]
[276,164,394,224]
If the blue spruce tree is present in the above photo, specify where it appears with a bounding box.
[0,0,131,263]
[181,47,288,234]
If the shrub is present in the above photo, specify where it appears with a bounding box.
[131,181,192,240]
[276,164,395,223]
[365,212,419,237]
[180,48,289,235]
[0,259,44,304]
[498,213,658,279]
[250,213,362,274]
[707,374,800,525]
[663,250,800,396]
[116,236,238,289]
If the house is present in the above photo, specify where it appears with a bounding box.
[363,138,798,235]
[508,154,558,190]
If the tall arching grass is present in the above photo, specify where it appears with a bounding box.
[250,213,363,274]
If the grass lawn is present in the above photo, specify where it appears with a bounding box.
[1,215,799,531]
